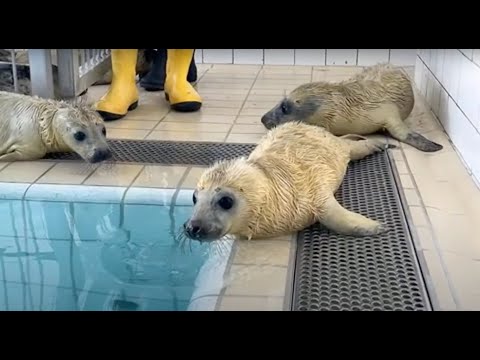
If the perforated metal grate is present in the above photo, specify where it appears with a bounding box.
[44,139,430,310]
[44,139,256,165]
[292,152,431,311]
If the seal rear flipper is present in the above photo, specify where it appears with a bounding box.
[404,132,443,152]
[318,196,389,237]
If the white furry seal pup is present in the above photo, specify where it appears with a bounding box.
[260,63,443,153]
[183,122,392,242]
[0,91,111,162]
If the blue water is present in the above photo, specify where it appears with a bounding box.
[0,199,210,311]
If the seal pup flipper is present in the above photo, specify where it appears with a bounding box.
[345,138,395,161]
[383,109,443,152]
[318,196,388,237]
[403,132,443,152]
[0,148,45,162]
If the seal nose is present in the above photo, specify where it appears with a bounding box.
[91,148,112,163]
[261,114,273,129]
[184,219,205,240]
[261,115,267,126]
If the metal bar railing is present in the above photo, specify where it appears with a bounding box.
[27,49,55,99]
[26,49,111,99]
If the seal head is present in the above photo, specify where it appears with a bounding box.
[184,186,242,242]
[261,89,320,129]
[53,106,112,163]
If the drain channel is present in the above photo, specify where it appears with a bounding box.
[44,139,256,165]
[292,151,431,311]
[45,139,431,310]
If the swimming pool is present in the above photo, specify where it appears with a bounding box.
[0,187,232,311]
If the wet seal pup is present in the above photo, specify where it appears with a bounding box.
[183,122,393,242]
[261,63,443,153]
[0,91,111,162]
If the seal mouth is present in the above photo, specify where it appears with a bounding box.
[183,224,229,243]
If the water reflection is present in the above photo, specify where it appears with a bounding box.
[0,197,231,311]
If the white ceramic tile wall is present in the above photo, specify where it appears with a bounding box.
[294,49,326,65]
[415,49,480,184]
[195,49,417,66]
[264,49,295,65]
[233,49,264,64]
[357,49,390,66]
[202,49,233,64]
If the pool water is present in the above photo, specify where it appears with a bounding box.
[0,198,216,311]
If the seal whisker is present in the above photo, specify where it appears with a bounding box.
[173,227,190,255]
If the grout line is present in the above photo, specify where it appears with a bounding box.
[20,162,56,201]
[458,49,480,70]
[223,65,263,143]
[399,144,461,310]
[0,162,14,172]
[144,59,212,140]
[80,164,100,185]
[417,54,480,137]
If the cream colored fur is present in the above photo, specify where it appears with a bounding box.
[195,122,390,240]
[0,91,108,162]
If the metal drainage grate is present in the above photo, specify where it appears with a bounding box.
[44,139,256,166]
[292,151,431,311]
[45,139,430,310]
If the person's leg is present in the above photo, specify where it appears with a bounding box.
[95,49,139,121]
[164,49,202,112]
[140,49,198,92]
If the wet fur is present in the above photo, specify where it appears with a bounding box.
[261,63,443,152]
[188,122,391,241]
[0,91,109,162]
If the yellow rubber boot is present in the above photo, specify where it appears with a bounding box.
[164,49,202,112]
[95,49,139,121]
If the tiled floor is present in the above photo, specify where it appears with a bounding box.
[0,63,479,311]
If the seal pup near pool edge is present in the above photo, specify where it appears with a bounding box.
[183,122,393,243]
[260,63,443,153]
[0,91,111,163]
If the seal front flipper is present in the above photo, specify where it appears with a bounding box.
[345,137,393,161]
[318,196,389,237]
[0,148,46,162]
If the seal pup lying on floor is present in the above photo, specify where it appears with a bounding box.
[0,91,111,162]
[260,63,443,153]
[183,122,393,242]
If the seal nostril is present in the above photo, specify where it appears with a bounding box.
[192,226,201,235]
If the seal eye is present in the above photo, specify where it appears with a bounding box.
[74,131,86,141]
[192,193,197,205]
[102,127,107,137]
[218,196,234,210]
[281,102,289,114]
